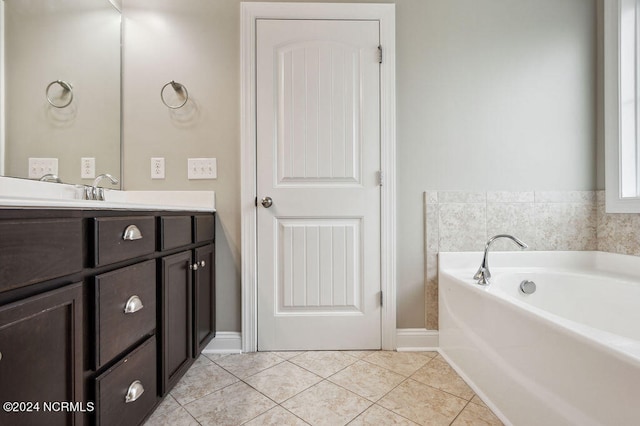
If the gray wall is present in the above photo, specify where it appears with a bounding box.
[122,0,597,332]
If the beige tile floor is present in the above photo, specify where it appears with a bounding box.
[144,351,503,426]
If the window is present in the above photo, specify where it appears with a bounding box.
[605,0,640,211]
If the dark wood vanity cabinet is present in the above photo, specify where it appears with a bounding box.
[159,214,216,394]
[194,244,216,356]
[0,282,84,426]
[0,209,216,426]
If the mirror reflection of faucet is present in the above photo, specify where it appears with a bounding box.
[84,173,119,201]
[39,174,62,183]
[473,234,528,285]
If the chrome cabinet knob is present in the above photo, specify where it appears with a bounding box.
[0,351,2,362]
[125,380,144,403]
[190,263,199,271]
[261,197,273,208]
[124,295,144,314]
[199,260,206,268]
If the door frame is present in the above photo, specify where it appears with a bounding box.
[240,2,396,352]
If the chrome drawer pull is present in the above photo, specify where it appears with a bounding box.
[123,225,143,241]
[125,380,144,403]
[124,295,144,314]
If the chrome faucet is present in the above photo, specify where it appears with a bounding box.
[88,173,119,201]
[39,173,62,183]
[473,234,528,285]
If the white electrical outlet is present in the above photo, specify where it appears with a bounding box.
[151,157,165,179]
[28,158,58,179]
[188,158,217,180]
[81,157,96,179]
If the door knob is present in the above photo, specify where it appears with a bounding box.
[261,197,273,208]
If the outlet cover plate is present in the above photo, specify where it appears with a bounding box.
[151,157,165,179]
[81,157,95,179]
[188,158,217,179]
[28,158,59,179]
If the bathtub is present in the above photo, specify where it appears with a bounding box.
[438,251,640,426]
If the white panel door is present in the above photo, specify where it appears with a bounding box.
[256,19,381,350]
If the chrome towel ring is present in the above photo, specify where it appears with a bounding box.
[46,80,73,108]
[160,80,189,109]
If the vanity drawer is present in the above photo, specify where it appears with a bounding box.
[194,214,215,243]
[94,260,156,368]
[160,216,192,250]
[93,216,155,266]
[95,336,157,426]
[0,218,83,293]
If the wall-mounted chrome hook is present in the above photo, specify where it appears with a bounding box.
[160,80,189,109]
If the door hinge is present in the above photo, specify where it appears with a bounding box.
[377,171,384,186]
[377,45,382,64]
[380,291,383,306]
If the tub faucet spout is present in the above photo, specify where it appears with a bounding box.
[474,234,528,285]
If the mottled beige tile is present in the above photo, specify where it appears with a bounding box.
[243,406,309,426]
[213,352,284,379]
[470,395,488,408]
[203,353,230,363]
[411,358,474,400]
[486,191,534,203]
[426,203,439,253]
[486,203,535,251]
[597,208,640,256]
[282,380,371,426]
[289,351,357,378]
[349,404,419,425]
[535,191,595,203]
[425,191,438,204]
[451,401,503,426]
[144,395,180,421]
[535,203,597,250]
[184,381,275,425]
[425,277,439,330]
[328,360,405,401]
[343,350,378,359]
[438,192,486,203]
[363,351,431,377]
[144,406,199,426]
[271,351,306,360]
[191,354,214,369]
[170,363,239,405]
[438,203,487,252]
[244,361,322,403]
[378,379,467,426]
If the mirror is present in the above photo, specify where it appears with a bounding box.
[0,0,121,187]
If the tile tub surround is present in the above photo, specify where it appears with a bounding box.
[424,191,598,329]
[144,351,503,426]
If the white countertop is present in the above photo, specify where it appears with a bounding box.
[0,177,215,212]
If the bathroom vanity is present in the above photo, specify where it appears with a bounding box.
[0,192,216,426]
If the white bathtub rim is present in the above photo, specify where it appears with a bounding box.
[439,268,640,368]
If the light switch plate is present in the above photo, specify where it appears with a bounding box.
[81,157,95,179]
[28,158,58,179]
[188,158,217,179]
[151,157,165,179]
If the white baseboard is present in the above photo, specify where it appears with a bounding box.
[396,328,439,351]
[202,331,242,354]
[202,330,438,353]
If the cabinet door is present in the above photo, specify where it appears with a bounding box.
[0,283,83,426]
[160,251,193,394]
[193,244,215,356]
